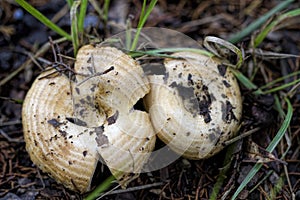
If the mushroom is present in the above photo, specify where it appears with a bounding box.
[22,45,156,193]
[144,51,242,160]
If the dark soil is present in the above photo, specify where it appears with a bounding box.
[1,1,300,199]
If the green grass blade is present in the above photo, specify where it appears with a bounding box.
[129,51,177,59]
[228,0,295,44]
[138,0,147,28]
[125,19,133,50]
[130,0,158,51]
[259,71,300,90]
[231,97,293,200]
[16,0,72,40]
[78,0,88,34]
[249,170,273,194]
[274,95,285,118]
[232,162,263,200]
[103,0,110,22]
[66,0,74,7]
[266,98,293,152]
[70,0,80,56]
[254,8,300,47]
[83,175,116,200]
[138,0,158,28]
[269,174,285,199]
[261,78,300,94]
[128,0,146,51]
[210,142,238,200]
[231,69,260,92]
[128,47,213,58]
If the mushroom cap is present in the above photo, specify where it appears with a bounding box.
[144,51,242,159]
[22,46,156,193]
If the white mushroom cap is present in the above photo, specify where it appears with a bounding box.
[144,51,242,160]
[22,46,156,193]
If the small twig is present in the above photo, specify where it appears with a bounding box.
[57,53,76,61]
[38,38,78,80]
[0,120,22,126]
[95,184,121,200]
[284,163,295,200]
[50,3,69,24]
[26,52,44,70]
[0,129,24,143]
[287,82,300,99]
[204,36,244,69]
[37,66,72,80]
[77,66,114,86]
[0,37,67,87]
[281,132,295,200]
[224,127,261,146]
[0,97,23,104]
[99,182,164,198]
[49,37,59,64]
[36,57,53,65]
[35,168,46,191]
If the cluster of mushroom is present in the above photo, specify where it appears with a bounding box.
[22,44,242,193]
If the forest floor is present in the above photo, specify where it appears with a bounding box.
[0,0,300,199]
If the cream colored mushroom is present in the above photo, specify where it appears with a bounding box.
[22,45,156,193]
[144,51,242,160]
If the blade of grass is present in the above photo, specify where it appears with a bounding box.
[78,0,88,34]
[269,174,285,200]
[231,97,293,200]
[66,0,74,7]
[130,0,158,51]
[252,49,300,60]
[103,0,110,23]
[128,47,213,58]
[249,170,273,194]
[83,175,116,200]
[125,21,133,50]
[0,37,67,87]
[139,0,147,27]
[266,98,292,152]
[274,95,285,118]
[15,0,72,40]
[89,0,110,22]
[228,0,295,44]
[231,69,260,92]
[254,8,300,47]
[70,0,80,56]
[259,71,300,90]
[209,142,238,200]
[260,78,300,94]
[127,0,146,51]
